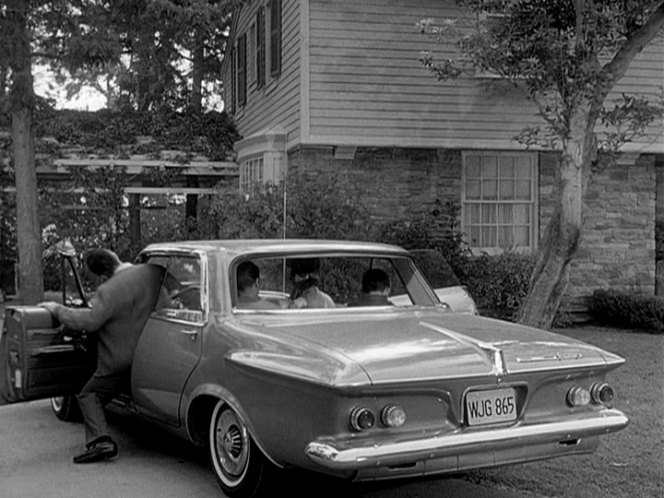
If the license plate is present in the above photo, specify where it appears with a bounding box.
[465,388,517,426]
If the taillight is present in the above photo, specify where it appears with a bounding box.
[349,407,375,431]
[590,382,615,405]
[566,386,590,407]
[380,404,406,428]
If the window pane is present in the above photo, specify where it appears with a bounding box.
[499,180,514,200]
[514,204,530,224]
[482,204,496,223]
[481,156,498,177]
[514,226,530,246]
[469,226,481,246]
[482,179,497,200]
[482,226,497,247]
[499,156,514,177]
[498,204,513,224]
[466,156,481,177]
[498,226,513,247]
[466,180,481,200]
[514,156,531,178]
[515,180,531,200]
[465,204,481,224]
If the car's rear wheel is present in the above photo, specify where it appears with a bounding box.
[208,400,269,497]
[51,395,82,422]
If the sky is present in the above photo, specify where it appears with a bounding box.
[33,64,106,111]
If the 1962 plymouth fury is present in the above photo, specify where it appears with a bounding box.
[0,239,628,497]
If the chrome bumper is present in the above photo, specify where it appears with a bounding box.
[305,409,628,471]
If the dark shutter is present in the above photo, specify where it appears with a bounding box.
[269,0,281,76]
[237,33,247,106]
[256,7,265,89]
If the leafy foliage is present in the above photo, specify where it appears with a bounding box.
[378,199,468,270]
[589,289,664,333]
[198,172,375,240]
[457,252,537,321]
[34,107,239,160]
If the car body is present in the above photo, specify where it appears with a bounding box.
[0,239,628,497]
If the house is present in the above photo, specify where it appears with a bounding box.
[221,0,664,313]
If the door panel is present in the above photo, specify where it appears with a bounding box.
[1,306,95,405]
[130,252,206,426]
[131,315,202,426]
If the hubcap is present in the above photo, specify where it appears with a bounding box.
[214,408,249,478]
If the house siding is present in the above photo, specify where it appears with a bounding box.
[224,0,302,147]
[306,0,663,152]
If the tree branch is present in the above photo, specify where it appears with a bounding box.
[604,1,664,83]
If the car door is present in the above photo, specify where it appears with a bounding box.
[0,253,95,406]
[130,251,206,427]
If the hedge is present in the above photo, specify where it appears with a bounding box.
[589,289,664,334]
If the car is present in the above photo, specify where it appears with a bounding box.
[0,239,628,497]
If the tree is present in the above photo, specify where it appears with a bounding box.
[420,0,664,329]
[1,0,123,302]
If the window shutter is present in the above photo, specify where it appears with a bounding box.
[269,0,282,77]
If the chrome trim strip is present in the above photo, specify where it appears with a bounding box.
[305,409,628,470]
[420,321,507,375]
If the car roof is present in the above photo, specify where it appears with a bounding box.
[141,239,410,258]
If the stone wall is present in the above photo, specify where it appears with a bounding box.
[288,145,657,314]
[288,146,461,221]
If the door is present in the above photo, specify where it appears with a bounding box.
[131,252,206,426]
[0,252,94,406]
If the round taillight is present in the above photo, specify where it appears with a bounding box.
[567,386,591,407]
[591,383,615,405]
[349,407,375,432]
[380,404,406,428]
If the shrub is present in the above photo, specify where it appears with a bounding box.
[199,172,376,241]
[378,199,468,269]
[457,252,536,321]
[589,289,664,333]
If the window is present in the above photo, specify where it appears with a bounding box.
[237,33,247,106]
[462,152,537,251]
[240,157,265,192]
[269,0,281,76]
[147,254,205,323]
[256,7,265,88]
[229,47,236,114]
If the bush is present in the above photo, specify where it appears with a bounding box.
[457,252,536,321]
[199,172,376,241]
[589,289,664,333]
[378,199,468,269]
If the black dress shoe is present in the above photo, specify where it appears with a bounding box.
[73,437,118,464]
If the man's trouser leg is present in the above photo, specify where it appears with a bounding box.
[77,371,129,445]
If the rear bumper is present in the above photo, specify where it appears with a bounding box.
[305,409,628,476]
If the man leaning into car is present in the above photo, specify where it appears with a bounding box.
[39,249,165,464]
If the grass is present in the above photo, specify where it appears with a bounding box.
[464,326,664,498]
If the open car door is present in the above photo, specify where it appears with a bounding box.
[0,241,95,406]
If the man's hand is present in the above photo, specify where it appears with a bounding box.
[38,301,61,316]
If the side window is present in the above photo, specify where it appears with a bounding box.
[152,255,204,322]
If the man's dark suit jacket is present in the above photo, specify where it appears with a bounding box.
[52,264,164,376]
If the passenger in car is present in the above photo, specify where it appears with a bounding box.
[350,268,392,307]
[236,261,280,309]
[288,258,335,309]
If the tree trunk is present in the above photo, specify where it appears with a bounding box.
[8,0,43,303]
[519,107,595,329]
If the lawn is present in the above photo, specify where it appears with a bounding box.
[465,326,664,498]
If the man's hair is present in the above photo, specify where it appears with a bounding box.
[289,257,321,278]
[85,249,120,278]
[237,261,260,293]
[362,268,390,294]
